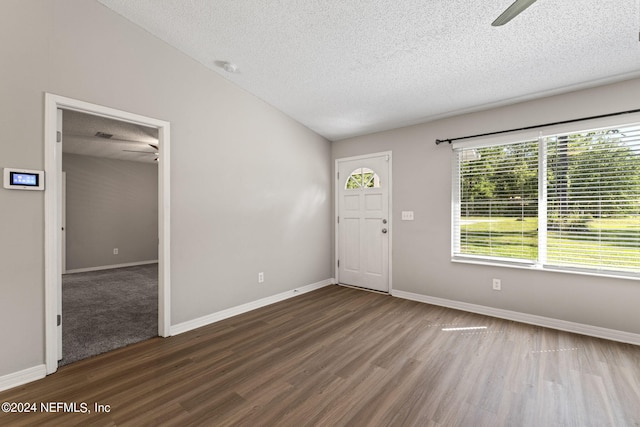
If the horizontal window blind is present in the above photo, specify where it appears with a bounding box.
[452,121,640,276]
[453,140,538,262]
[545,126,640,273]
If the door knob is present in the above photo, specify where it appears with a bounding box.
[382,228,388,234]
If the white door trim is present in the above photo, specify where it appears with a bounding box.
[61,171,66,276]
[44,93,171,374]
[335,151,392,293]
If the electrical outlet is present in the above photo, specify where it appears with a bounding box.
[492,278,501,291]
[113,248,119,255]
[258,272,264,283]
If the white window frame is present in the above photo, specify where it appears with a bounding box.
[451,112,640,280]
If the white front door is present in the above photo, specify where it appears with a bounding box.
[337,153,391,292]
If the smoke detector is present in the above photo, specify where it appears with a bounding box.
[218,61,239,74]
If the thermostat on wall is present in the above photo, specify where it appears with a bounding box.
[3,168,45,191]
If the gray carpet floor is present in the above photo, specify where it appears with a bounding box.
[59,263,158,366]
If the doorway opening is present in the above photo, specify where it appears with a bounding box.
[44,94,171,374]
[59,109,160,365]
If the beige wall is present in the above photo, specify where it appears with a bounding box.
[0,0,331,377]
[63,154,158,271]
[332,77,640,336]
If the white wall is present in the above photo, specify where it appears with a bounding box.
[0,0,331,377]
[332,78,640,337]
[63,154,158,271]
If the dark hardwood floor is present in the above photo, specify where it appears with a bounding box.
[1,285,639,426]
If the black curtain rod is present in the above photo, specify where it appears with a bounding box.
[434,108,640,145]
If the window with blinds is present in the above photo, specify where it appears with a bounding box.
[452,122,640,276]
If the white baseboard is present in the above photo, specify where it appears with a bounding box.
[0,365,46,393]
[65,260,158,274]
[391,290,640,346]
[171,278,335,336]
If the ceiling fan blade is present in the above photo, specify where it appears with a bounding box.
[93,131,157,144]
[109,136,157,144]
[66,132,157,145]
[123,149,157,154]
[103,136,161,145]
[492,0,537,26]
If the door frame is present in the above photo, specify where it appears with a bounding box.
[61,171,66,276]
[334,151,392,292]
[44,93,171,374]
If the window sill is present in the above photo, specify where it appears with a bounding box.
[451,256,640,281]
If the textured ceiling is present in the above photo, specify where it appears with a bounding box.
[97,0,640,141]
[63,110,159,164]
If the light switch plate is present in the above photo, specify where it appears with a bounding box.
[401,211,414,221]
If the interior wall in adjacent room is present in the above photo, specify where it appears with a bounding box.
[63,154,158,271]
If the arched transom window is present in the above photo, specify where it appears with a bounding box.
[345,168,381,189]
